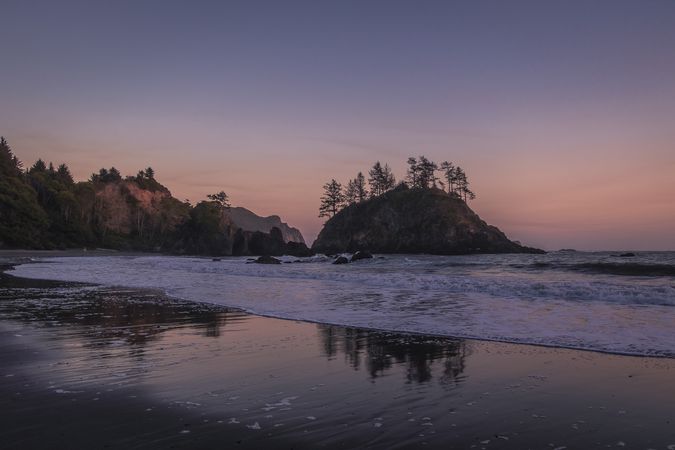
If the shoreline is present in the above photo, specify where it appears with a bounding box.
[1,268,674,449]
[3,253,674,360]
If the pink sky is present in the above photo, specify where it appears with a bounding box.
[3,1,675,250]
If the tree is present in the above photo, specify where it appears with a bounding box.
[108,167,122,182]
[344,179,358,204]
[207,191,231,209]
[440,161,456,194]
[0,136,23,177]
[0,137,49,247]
[319,179,345,218]
[56,164,74,185]
[406,157,420,187]
[417,156,438,188]
[29,159,47,174]
[454,166,476,201]
[144,167,155,179]
[354,172,367,202]
[368,161,396,197]
[344,172,368,204]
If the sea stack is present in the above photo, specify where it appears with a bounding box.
[312,184,543,255]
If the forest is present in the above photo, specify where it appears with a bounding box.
[0,136,233,253]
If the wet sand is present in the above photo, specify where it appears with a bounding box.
[1,265,674,449]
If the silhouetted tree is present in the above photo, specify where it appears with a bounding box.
[440,161,456,194]
[406,157,420,187]
[319,179,345,218]
[30,159,47,174]
[417,156,438,188]
[144,167,155,179]
[454,166,475,201]
[56,164,74,185]
[344,179,358,204]
[353,172,367,202]
[0,136,23,177]
[368,161,396,197]
[207,191,231,209]
[344,172,368,204]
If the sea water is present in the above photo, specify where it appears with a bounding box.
[9,251,675,357]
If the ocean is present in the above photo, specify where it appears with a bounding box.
[10,251,675,358]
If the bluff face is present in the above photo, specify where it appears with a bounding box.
[312,185,543,255]
[225,207,305,244]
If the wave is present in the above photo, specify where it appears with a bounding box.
[7,255,675,358]
[528,262,675,277]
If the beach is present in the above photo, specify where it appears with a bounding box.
[1,258,674,449]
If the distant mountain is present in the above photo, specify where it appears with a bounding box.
[225,207,305,244]
[312,184,543,255]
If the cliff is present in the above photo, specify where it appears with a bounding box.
[312,185,543,255]
[224,207,305,244]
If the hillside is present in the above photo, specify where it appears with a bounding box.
[0,137,310,256]
[312,184,543,255]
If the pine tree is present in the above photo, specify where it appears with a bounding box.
[368,161,385,197]
[145,167,155,179]
[0,136,22,177]
[417,156,437,188]
[56,164,74,185]
[406,157,420,187]
[319,179,345,218]
[382,163,396,191]
[354,172,367,202]
[344,179,358,204]
[369,161,396,196]
[29,159,47,174]
[440,161,456,194]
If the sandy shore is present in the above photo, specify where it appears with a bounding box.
[1,264,674,449]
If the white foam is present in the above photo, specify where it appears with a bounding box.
[9,254,675,357]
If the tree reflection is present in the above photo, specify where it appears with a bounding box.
[317,324,467,384]
[0,274,228,350]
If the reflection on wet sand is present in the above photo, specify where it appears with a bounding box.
[1,270,675,450]
[317,324,466,384]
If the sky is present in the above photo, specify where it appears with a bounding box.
[2,0,675,250]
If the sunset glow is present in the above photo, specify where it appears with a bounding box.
[2,1,674,249]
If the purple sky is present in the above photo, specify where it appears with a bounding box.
[2,1,675,249]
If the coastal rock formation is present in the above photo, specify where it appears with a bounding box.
[225,207,305,244]
[312,185,543,255]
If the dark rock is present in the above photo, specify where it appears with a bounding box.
[211,258,222,261]
[333,256,350,264]
[618,252,636,257]
[350,251,373,262]
[285,241,314,257]
[312,187,544,255]
[253,255,282,264]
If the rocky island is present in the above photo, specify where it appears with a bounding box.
[312,156,543,255]
[313,184,542,254]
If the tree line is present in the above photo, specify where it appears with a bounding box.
[319,156,475,218]
[0,136,232,251]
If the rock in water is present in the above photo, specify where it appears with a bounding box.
[333,256,350,264]
[350,251,373,262]
[253,255,282,264]
[312,185,544,255]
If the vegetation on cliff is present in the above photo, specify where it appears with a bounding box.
[0,137,309,256]
[314,157,542,255]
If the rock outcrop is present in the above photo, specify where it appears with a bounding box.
[312,185,543,255]
[225,207,305,244]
